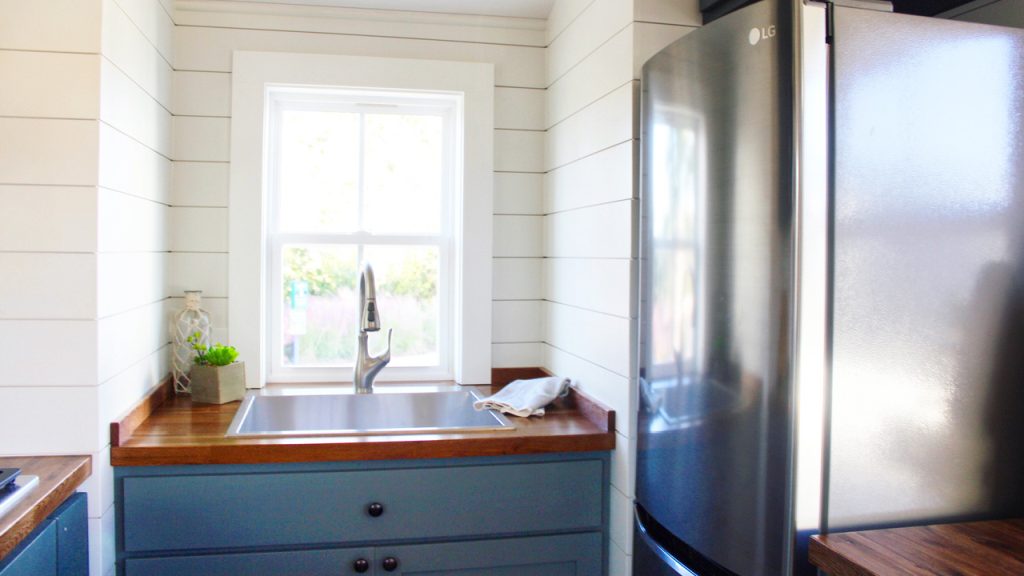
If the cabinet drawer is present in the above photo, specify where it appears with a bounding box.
[122,459,603,553]
[124,533,601,576]
[382,532,603,575]
[125,546,372,576]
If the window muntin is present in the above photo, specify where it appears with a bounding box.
[266,88,455,382]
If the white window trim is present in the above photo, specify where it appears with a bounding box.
[230,51,494,387]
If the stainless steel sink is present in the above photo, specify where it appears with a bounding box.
[225,389,514,437]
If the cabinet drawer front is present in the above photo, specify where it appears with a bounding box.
[123,459,603,552]
[381,532,604,575]
[125,547,372,576]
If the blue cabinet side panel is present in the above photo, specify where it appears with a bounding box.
[0,522,57,576]
[52,493,88,576]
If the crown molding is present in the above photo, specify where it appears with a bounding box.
[173,0,546,47]
[174,0,546,31]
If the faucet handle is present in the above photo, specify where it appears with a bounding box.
[381,328,392,363]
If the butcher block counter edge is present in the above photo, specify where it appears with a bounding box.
[110,369,616,467]
[809,518,1024,576]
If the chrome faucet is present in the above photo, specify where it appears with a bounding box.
[354,263,392,393]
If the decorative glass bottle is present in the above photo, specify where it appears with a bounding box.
[171,290,212,394]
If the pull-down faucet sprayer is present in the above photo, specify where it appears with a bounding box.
[354,263,392,393]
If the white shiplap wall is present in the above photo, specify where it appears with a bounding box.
[543,1,698,573]
[0,0,105,572]
[95,1,174,574]
[170,1,548,368]
[0,1,173,575]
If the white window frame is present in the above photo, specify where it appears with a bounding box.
[265,89,457,383]
[230,52,494,388]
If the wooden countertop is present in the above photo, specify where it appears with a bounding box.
[810,519,1024,576]
[110,378,616,467]
[0,455,91,563]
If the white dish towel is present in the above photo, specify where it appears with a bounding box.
[473,376,572,417]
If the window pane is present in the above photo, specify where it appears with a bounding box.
[277,110,360,233]
[364,245,440,368]
[281,244,439,369]
[363,114,443,235]
[281,245,359,366]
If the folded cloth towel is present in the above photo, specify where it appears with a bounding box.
[473,376,572,417]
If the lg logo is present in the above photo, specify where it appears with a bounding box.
[748,25,776,45]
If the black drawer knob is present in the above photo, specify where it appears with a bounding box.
[353,558,369,573]
[367,502,384,517]
[382,557,399,571]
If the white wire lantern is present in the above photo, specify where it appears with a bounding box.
[171,290,212,394]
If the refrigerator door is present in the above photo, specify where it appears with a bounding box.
[827,7,1024,531]
[637,0,813,574]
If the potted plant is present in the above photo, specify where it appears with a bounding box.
[187,333,246,404]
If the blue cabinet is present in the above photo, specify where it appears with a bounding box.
[0,493,88,576]
[116,453,609,575]
[0,523,56,576]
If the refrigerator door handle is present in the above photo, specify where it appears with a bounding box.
[635,509,699,576]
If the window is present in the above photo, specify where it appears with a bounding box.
[230,52,494,387]
[266,89,456,382]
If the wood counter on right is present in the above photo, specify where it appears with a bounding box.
[809,518,1024,576]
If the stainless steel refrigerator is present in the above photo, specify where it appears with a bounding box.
[634,1,1024,575]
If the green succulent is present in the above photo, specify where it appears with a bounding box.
[187,332,239,367]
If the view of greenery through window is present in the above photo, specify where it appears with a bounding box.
[282,245,439,367]
[273,102,447,370]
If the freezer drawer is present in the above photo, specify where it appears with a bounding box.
[634,509,697,576]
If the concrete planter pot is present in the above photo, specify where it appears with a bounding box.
[189,362,246,404]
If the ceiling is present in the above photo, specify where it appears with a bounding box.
[207,0,985,22]
[235,0,556,19]
[701,0,984,24]
[891,0,978,15]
